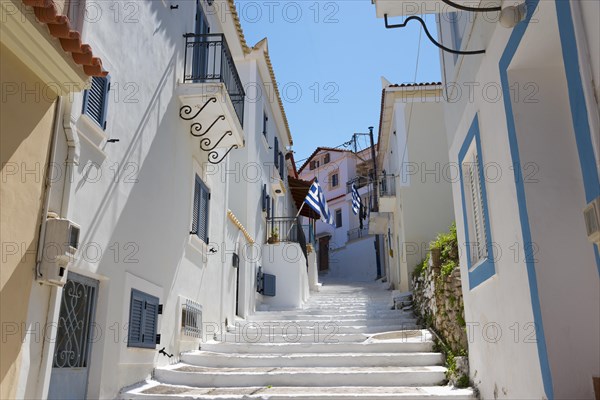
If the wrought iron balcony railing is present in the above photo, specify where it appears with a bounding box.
[183,33,245,126]
[378,174,396,197]
[347,225,370,241]
[267,217,308,261]
[346,176,371,193]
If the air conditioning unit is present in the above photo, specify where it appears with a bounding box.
[39,218,80,286]
[584,197,600,245]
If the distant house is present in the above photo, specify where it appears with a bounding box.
[299,147,380,281]
[373,0,600,398]
[374,80,455,292]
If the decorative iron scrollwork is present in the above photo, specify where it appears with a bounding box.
[208,145,238,164]
[200,131,232,152]
[179,97,217,120]
[190,115,225,137]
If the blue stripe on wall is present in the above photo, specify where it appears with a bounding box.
[498,0,553,398]
[554,1,600,276]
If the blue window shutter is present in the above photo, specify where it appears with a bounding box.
[128,291,144,346]
[192,175,210,244]
[273,137,278,166]
[262,184,267,212]
[192,177,201,235]
[128,289,159,348]
[279,152,284,179]
[143,300,159,347]
[82,76,110,129]
[266,194,271,218]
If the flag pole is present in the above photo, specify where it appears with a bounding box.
[286,201,306,238]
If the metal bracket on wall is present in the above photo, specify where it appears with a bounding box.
[384,14,485,55]
[207,145,238,165]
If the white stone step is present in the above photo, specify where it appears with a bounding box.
[181,351,443,368]
[234,318,418,327]
[200,338,433,354]
[249,311,410,320]
[227,323,418,335]
[219,332,368,344]
[123,381,475,400]
[154,365,447,388]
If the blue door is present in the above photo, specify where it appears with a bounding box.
[192,0,210,82]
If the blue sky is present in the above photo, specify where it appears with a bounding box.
[239,1,441,163]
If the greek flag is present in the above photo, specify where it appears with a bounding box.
[351,184,362,215]
[305,178,335,225]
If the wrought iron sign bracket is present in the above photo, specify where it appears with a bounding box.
[384,14,485,55]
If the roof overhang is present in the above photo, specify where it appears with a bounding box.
[288,176,320,219]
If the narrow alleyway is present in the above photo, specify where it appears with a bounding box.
[123,279,475,399]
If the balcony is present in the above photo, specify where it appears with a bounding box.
[266,217,308,261]
[346,176,371,193]
[177,33,245,162]
[347,225,370,241]
[377,174,397,213]
[372,0,501,17]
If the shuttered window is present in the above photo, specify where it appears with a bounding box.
[192,175,210,244]
[128,289,159,349]
[279,152,284,179]
[82,76,110,129]
[263,112,268,137]
[463,151,488,266]
[262,184,267,212]
[273,136,279,167]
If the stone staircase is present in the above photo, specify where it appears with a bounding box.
[122,281,475,399]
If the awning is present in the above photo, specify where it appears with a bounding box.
[288,176,320,219]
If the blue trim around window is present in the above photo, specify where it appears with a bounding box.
[458,114,495,290]
[498,0,552,397]
[554,1,600,276]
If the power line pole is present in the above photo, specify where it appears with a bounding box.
[367,127,382,279]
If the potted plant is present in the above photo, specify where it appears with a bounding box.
[268,228,279,244]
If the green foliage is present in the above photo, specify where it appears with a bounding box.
[456,374,470,388]
[412,254,430,279]
[430,222,458,263]
[441,259,457,277]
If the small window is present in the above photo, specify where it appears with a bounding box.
[192,175,210,244]
[263,112,268,137]
[330,173,339,188]
[324,153,330,164]
[82,76,110,129]
[462,149,488,266]
[310,161,316,170]
[181,299,202,338]
[128,289,160,349]
[274,137,279,167]
[335,209,342,228]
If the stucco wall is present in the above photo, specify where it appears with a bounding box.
[0,43,57,400]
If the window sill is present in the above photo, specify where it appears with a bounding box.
[77,113,107,148]
[468,257,495,290]
[188,234,209,257]
[261,134,270,151]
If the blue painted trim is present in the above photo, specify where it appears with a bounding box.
[498,0,553,397]
[458,114,496,290]
[555,1,600,276]
[555,1,600,203]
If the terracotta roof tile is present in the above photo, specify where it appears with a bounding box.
[387,82,442,87]
[22,0,108,77]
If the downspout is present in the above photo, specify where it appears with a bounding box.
[34,97,63,279]
[59,100,80,217]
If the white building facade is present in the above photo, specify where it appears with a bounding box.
[9,0,306,398]
[299,147,380,281]
[374,81,455,292]
[374,0,600,398]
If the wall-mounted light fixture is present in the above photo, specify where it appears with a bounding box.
[499,3,527,28]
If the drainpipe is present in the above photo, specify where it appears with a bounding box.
[368,126,382,279]
[59,100,80,216]
[34,97,63,279]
